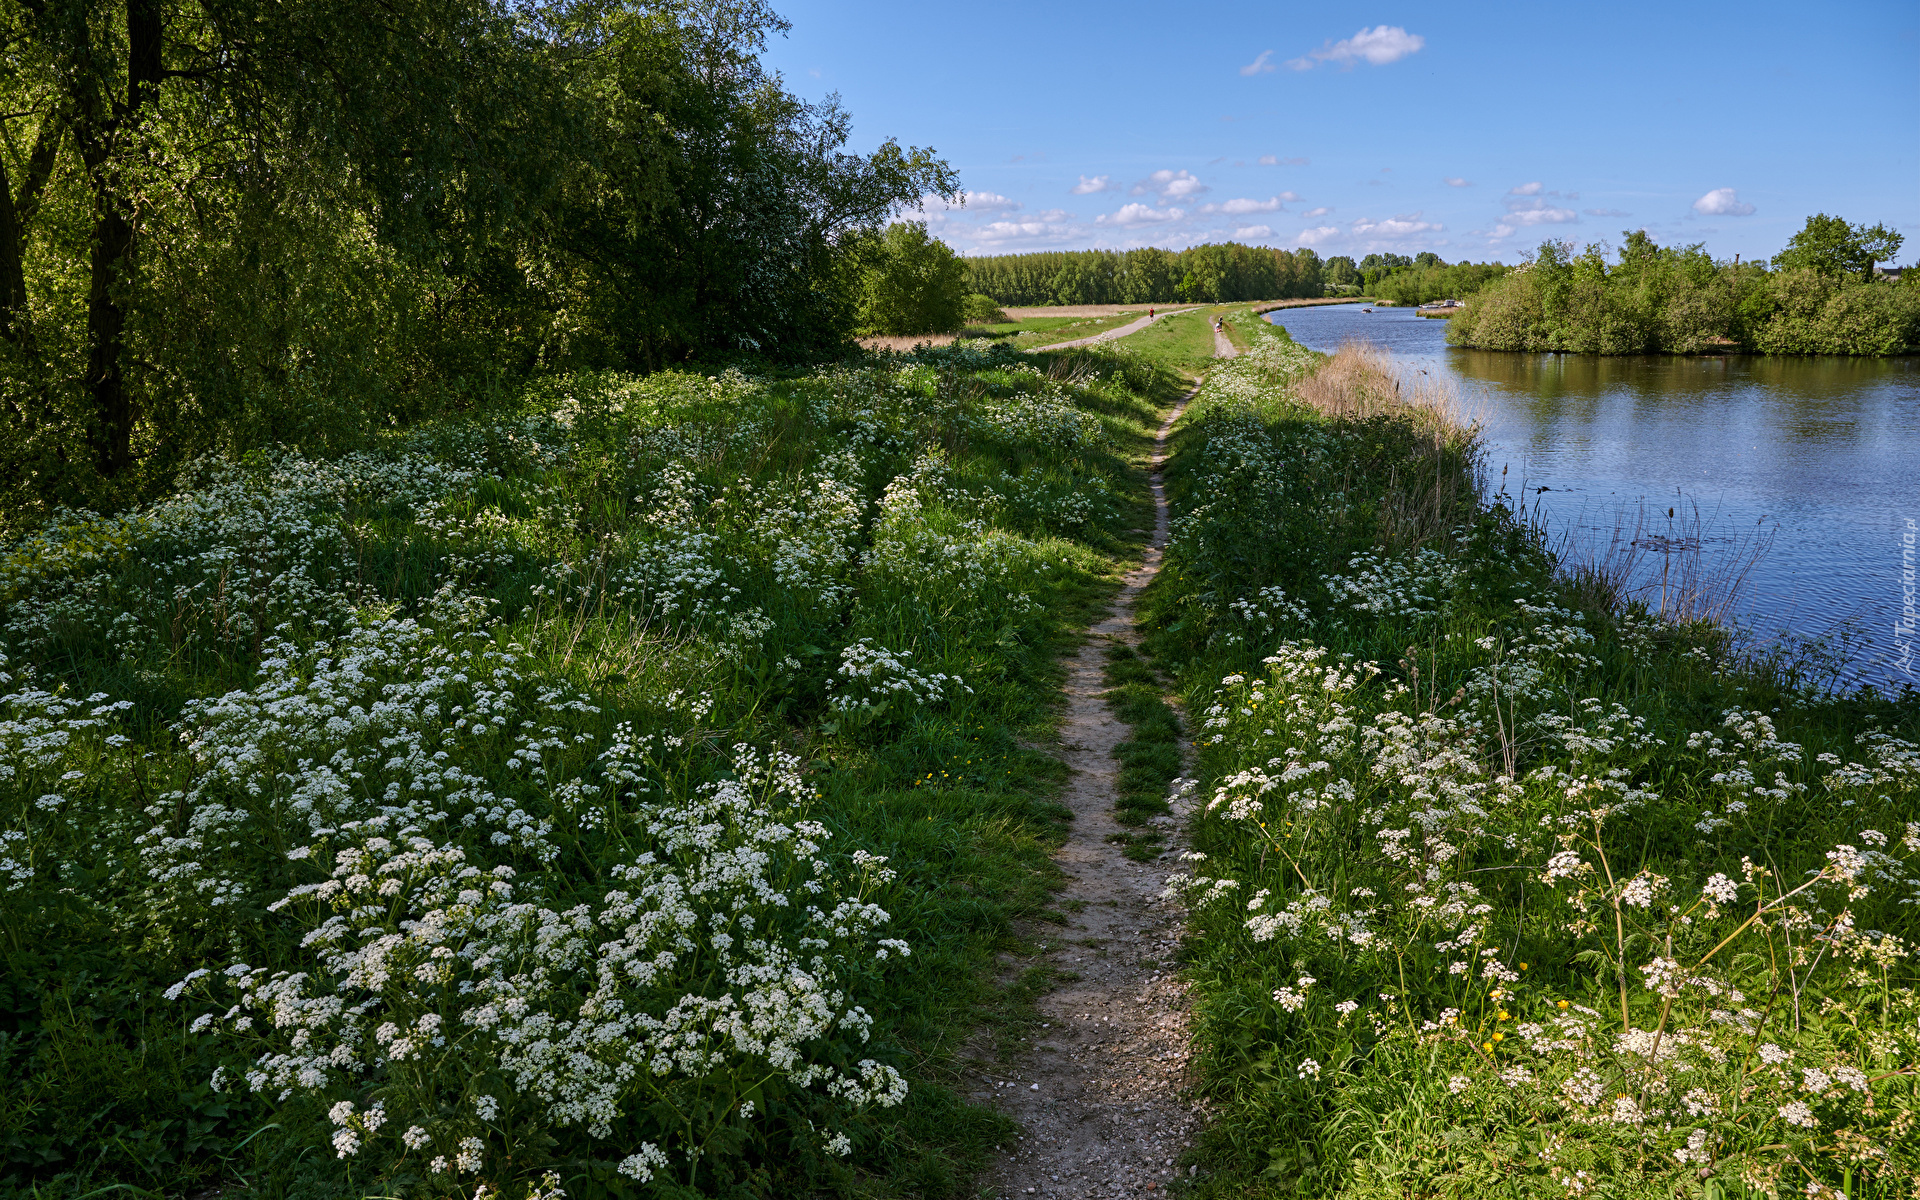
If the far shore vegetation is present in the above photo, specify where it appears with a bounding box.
[1449,214,1919,356]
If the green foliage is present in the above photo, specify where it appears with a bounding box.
[964,245,1326,306]
[1450,230,1920,355]
[1772,213,1905,277]
[0,344,1176,1198]
[854,222,968,336]
[0,0,957,526]
[1145,319,1920,1200]
[961,294,1009,324]
[1370,260,1509,306]
[1100,643,1183,862]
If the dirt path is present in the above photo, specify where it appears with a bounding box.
[1212,324,1238,360]
[969,373,1216,1199]
[1034,308,1197,352]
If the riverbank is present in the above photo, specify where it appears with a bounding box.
[1143,309,1920,1199]
[1263,300,1920,693]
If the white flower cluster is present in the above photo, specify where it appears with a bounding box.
[1321,549,1462,620]
[179,744,909,1177]
[828,639,973,719]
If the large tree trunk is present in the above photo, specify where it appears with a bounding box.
[0,116,62,345]
[82,0,163,478]
[0,156,22,345]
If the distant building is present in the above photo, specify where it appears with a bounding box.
[1873,266,1905,281]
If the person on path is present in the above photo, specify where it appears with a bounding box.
[1148,307,1155,320]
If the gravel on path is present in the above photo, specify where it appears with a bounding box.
[970,372,1214,1199]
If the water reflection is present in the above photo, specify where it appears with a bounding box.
[1264,303,1920,692]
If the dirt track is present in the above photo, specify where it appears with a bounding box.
[970,328,1236,1197]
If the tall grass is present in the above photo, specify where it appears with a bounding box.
[1144,319,1920,1200]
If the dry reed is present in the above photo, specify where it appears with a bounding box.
[1294,341,1484,552]
[856,333,960,352]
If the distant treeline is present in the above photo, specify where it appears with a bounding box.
[965,244,1330,305]
[963,244,1509,307]
[1450,216,1920,355]
[1371,260,1510,305]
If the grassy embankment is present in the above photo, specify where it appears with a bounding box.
[1142,311,1920,1199]
[0,345,1189,1200]
[967,312,1143,348]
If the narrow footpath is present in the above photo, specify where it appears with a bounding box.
[970,338,1229,1198]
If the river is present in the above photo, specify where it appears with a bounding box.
[1263,302,1920,694]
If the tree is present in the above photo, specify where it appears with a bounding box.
[1772,213,1904,277]
[0,0,958,515]
[1324,256,1357,288]
[961,293,1006,324]
[855,221,965,335]
[1119,247,1176,303]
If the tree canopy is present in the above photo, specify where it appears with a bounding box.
[1771,213,1904,277]
[854,220,966,336]
[0,0,956,519]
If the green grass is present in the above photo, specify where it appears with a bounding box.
[956,313,1135,345]
[0,344,1188,1200]
[1099,642,1184,862]
[1142,314,1920,1200]
[1075,305,1235,379]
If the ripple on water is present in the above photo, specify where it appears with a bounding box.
[1264,303,1920,692]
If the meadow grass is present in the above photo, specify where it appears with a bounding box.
[1145,311,1920,1200]
[0,345,1187,1200]
[1087,307,1233,380]
[1099,642,1184,863]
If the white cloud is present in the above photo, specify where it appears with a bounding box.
[919,190,1021,213]
[1133,169,1210,201]
[1287,25,1424,70]
[972,210,1080,247]
[1443,176,1473,187]
[1508,181,1542,196]
[1241,50,1276,76]
[1296,226,1341,246]
[1693,187,1755,216]
[1258,154,1309,167]
[1350,213,1444,238]
[1303,206,1331,217]
[1584,207,1630,217]
[1504,205,1578,226]
[1098,203,1185,227]
[1235,224,1275,240]
[1203,195,1293,215]
[1071,175,1115,195]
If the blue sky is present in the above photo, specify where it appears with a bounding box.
[761,0,1919,262]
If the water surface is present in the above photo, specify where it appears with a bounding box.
[1264,303,1920,692]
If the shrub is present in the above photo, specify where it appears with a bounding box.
[962,294,1009,325]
